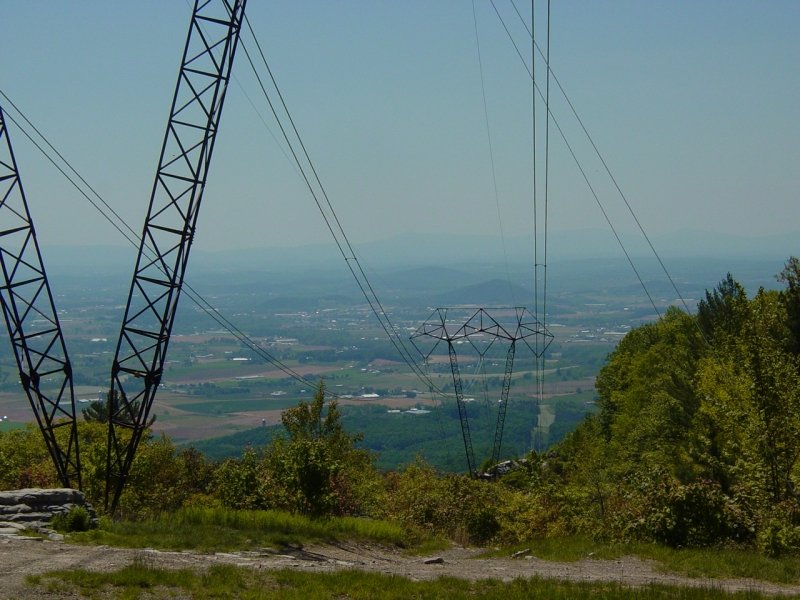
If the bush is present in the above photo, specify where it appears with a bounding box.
[117,437,218,519]
[383,460,502,545]
[51,506,92,533]
[214,447,262,510]
[0,426,57,489]
[627,477,754,547]
[758,521,800,557]
[757,502,800,556]
[209,384,382,519]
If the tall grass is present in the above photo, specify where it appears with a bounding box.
[28,563,777,599]
[70,506,410,552]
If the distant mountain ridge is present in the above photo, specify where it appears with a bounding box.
[40,229,798,273]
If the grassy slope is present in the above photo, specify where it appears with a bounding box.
[70,507,413,552]
[65,508,800,587]
[29,564,781,599]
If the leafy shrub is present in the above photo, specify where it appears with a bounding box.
[51,506,92,533]
[383,460,502,545]
[214,446,262,510]
[264,383,376,517]
[210,384,381,519]
[628,477,754,547]
[0,425,57,489]
[757,520,800,557]
[117,437,217,519]
[757,502,800,556]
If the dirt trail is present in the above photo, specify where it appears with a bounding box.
[3,534,800,598]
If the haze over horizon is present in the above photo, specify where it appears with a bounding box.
[1,1,797,259]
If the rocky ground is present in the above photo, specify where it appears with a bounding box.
[4,532,800,599]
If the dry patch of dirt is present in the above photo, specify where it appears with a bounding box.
[3,535,800,598]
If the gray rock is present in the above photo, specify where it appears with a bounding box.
[0,527,21,535]
[0,504,32,515]
[0,488,98,533]
[4,512,51,523]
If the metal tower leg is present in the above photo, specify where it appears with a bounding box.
[0,106,81,489]
[490,341,516,467]
[448,342,477,477]
[106,0,246,511]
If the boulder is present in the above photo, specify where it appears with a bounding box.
[0,488,98,531]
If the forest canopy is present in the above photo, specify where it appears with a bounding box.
[551,257,800,552]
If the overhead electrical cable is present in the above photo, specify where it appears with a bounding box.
[531,0,538,329]
[506,4,718,360]
[507,0,695,320]
[488,2,661,317]
[543,0,551,341]
[530,0,543,415]
[490,1,533,80]
[0,90,328,395]
[472,0,516,307]
[232,77,304,181]
[238,16,445,395]
[183,0,303,181]
[540,0,552,414]
[0,92,141,250]
[535,40,692,316]
[198,8,448,398]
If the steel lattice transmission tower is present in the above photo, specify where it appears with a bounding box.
[0,106,81,489]
[411,307,551,477]
[106,0,247,511]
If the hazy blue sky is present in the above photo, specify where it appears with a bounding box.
[1,1,797,257]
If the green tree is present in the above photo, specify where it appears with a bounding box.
[214,446,261,510]
[81,399,109,423]
[119,437,216,518]
[778,256,800,356]
[595,307,704,479]
[83,388,154,428]
[528,264,800,549]
[263,382,374,516]
[697,273,749,345]
[697,289,800,504]
[0,425,56,489]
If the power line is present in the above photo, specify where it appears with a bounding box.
[488,3,661,317]
[238,17,444,395]
[0,90,327,395]
[2,29,445,401]
[472,0,516,307]
[540,0,553,418]
[497,1,719,359]
[507,0,693,319]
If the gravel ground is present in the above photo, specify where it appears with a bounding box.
[3,533,800,598]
